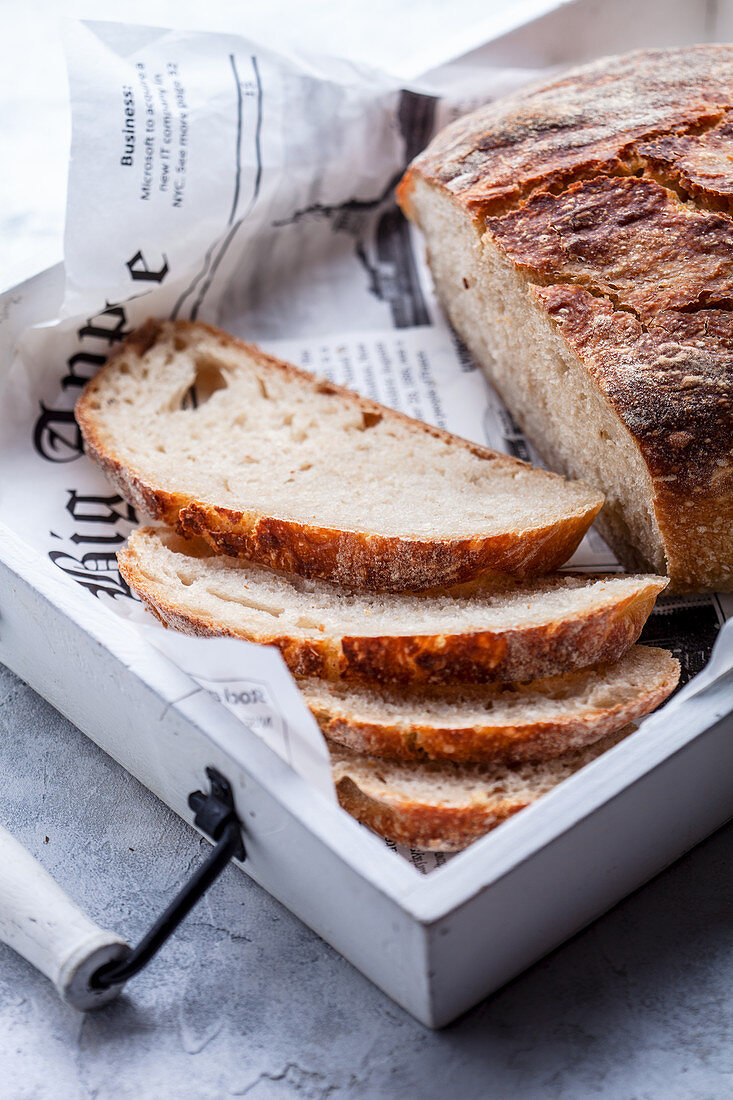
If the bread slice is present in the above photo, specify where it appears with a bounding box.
[76,319,603,593]
[301,645,679,763]
[118,526,667,685]
[331,726,633,851]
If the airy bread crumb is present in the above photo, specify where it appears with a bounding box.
[76,318,603,591]
[331,726,634,850]
[118,526,668,685]
[301,645,679,762]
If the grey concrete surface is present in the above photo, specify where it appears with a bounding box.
[0,660,731,1099]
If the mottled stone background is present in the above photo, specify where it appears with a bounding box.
[1,663,731,1098]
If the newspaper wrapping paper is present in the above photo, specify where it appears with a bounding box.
[132,621,335,800]
[1,19,732,872]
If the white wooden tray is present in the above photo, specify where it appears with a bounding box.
[2,512,732,1026]
[2,0,733,1028]
[2,261,731,1028]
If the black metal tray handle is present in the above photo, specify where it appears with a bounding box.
[0,768,244,1010]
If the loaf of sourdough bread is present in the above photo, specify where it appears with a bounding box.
[398,45,733,593]
[300,645,679,763]
[117,526,667,685]
[75,319,602,593]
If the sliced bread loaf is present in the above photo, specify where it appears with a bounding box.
[76,319,603,592]
[331,726,632,850]
[118,526,667,685]
[397,47,733,592]
[301,645,679,763]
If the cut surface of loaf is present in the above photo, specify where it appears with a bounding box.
[118,526,667,685]
[301,645,679,763]
[398,45,733,592]
[331,726,632,851]
[75,319,602,592]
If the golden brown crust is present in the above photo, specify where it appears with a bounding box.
[639,113,733,213]
[332,728,633,850]
[535,285,733,591]
[76,319,602,593]
[117,550,341,680]
[399,46,733,592]
[334,774,516,851]
[117,539,666,685]
[177,500,599,592]
[403,46,733,219]
[304,649,679,763]
[484,176,733,318]
[481,180,733,588]
[338,583,661,685]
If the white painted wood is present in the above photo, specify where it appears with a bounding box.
[0,825,130,1010]
[2,522,731,1027]
[0,1,732,1027]
[422,711,733,1027]
[0,528,430,1021]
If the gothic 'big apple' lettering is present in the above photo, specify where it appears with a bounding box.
[61,352,107,392]
[126,250,169,283]
[65,491,136,526]
[33,407,83,462]
[48,550,132,600]
[32,250,168,599]
[77,303,130,346]
[47,491,138,601]
[32,302,132,464]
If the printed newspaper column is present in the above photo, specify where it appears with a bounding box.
[62,20,274,319]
